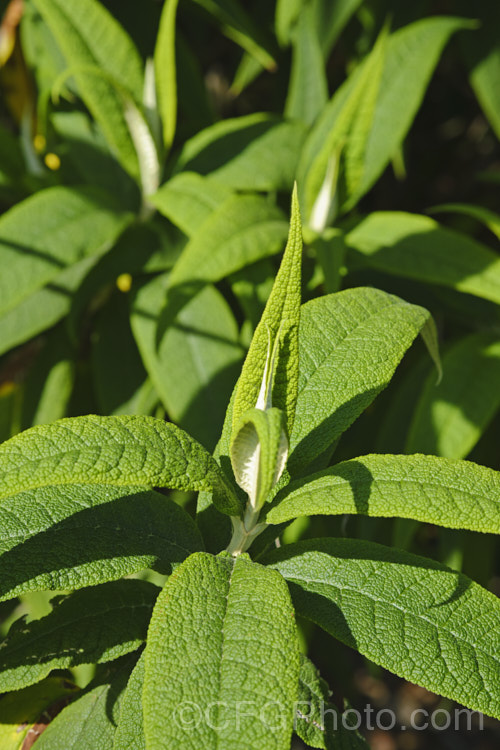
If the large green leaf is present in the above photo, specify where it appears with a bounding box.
[131,278,243,450]
[152,172,232,237]
[0,414,240,515]
[33,654,138,750]
[31,0,144,178]
[266,453,500,535]
[143,552,300,749]
[0,484,202,601]
[114,653,146,750]
[266,538,500,720]
[0,186,131,319]
[406,333,500,459]
[289,287,439,475]
[345,211,500,304]
[232,186,303,438]
[0,677,79,750]
[0,580,158,692]
[174,113,306,192]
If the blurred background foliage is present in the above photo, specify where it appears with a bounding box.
[0,0,499,747]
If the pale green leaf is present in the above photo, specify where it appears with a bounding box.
[345,211,500,304]
[407,333,500,459]
[0,484,202,602]
[31,0,144,177]
[0,414,240,515]
[275,0,302,47]
[114,653,146,750]
[143,552,300,749]
[232,186,303,437]
[154,0,180,149]
[33,654,138,750]
[266,453,500,535]
[0,580,158,692]
[0,186,131,319]
[266,538,500,720]
[289,287,438,475]
[151,172,232,237]
[174,113,306,191]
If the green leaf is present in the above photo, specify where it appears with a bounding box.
[266,538,500,720]
[143,552,300,749]
[31,0,144,178]
[289,287,439,475]
[154,0,180,149]
[114,653,146,750]
[174,113,307,192]
[21,328,74,428]
[0,484,202,601]
[231,186,303,438]
[0,186,131,319]
[275,0,302,47]
[345,211,500,304]
[266,453,500,535]
[348,16,473,206]
[164,194,288,308]
[151,172,232,237]
[313,0,364,57]
[459,1,500,140]
[0,677,79,750]
[33,654,138,750]
[0,254,101,357]
[285,2,328,126]
[0,414,240,515]
[429,202,500,240]
[296,654,369,750]
[0,580,158,692]
[407,333,500,459]
[131,278,243,451]
[193,0,276,71]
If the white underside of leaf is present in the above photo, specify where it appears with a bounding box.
[232,421,261,508]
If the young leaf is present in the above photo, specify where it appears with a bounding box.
[33,654,138,750]
[0,414,240,515]
[0,485,202,601]
[31,0,144,178]
[289,287,439,475]
[114,653,146,750]
[265,453,500,535]
[0,186,132,320]
[231,186,303,437]
[174,113,306,192]
[406,333,500,459]
[265,538,500,720]
[143,552,300,750]
[345,211,500,304]
[154,0,180,150]
[0,677,79,750]
[0,580,158,692]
